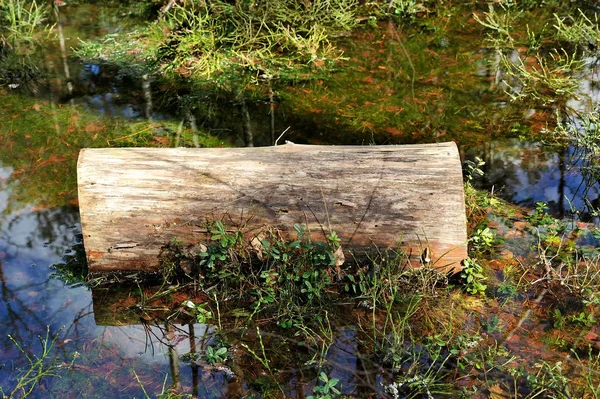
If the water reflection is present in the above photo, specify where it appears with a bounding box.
[466,139,600,218]
[0,174,79,259]
[1,1,600,397]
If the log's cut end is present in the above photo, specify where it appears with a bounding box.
[77,143,468,275]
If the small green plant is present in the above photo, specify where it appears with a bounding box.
[496,279,519,300]
[262,224,340,312]
[525,202,569,262]
[460,173,492,296]
[387,0,427,21]
[567,311,596,327]
[526,23,546,53]
[295,311,335,367]
[383,342,455,399]
[526,202,559,229]
[204,345,228,365]
[550,308,565,329]
[553,9,600,50]
[209,220,240,248]
[473,4,518,48]
[499,49,585,105]
[182,300,213,323]
[0,0,50,49]
[460,257,488,296]
[465,157,485,183]
[241,328,272,372]
[485,314,505,334]
[519,201,600,305]
[293,224,341,267]
[240,327,287,396]
[50,242,88,288]
[197,244,229,269]
[307,372,341,399]
[469,226,495,253]
[551,112,600,202]
[198,221,242,269]
[345,248,431,308]
[475,1,589,105]
[456,335,515,375]
[520,361,572,398]
[134,370,192,399]
[1,326,77,399]
[516,349,600,398]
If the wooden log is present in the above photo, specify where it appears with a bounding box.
[77,142,468,274]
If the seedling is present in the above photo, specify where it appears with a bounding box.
[204,345,228,365]
[182,300,213,324]
[307,372,341,399]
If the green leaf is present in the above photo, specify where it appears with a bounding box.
[216,347,228,356]
[327,378,339,387]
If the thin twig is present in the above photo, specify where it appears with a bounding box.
[274,126,291,146]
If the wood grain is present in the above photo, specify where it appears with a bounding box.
[78,142,468,274]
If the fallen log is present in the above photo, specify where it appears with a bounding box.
[77,142,468,275]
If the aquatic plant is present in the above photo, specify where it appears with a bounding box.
[499,48,585,105]
[385,0,429,22]
[514,349,600,399]
[473,3,518,49]
[307,372,341,399]
[460,257,488,296]
[0,0,50,50]
[0,51,42,89]
[474,1,594,108]
[383,346,454,399]
[0,327,77,399]
[182,300,213,324]
[81,196,597,398]
[460,157,493,296]
[553,9,600,51]
[239,327,287,397]
[134,370,192,399]
[75,0,362,145]
[159,221,345,325]
[513,202,600,317]
[203,345,228,365]
[76,0,360,89]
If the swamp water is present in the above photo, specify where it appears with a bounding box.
[1,2,599,398]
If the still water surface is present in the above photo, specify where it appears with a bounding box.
[1,2,599,397]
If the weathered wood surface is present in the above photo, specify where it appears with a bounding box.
[77,142,468,274]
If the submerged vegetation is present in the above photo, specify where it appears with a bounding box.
[0,327,77,399]
[0,0,600,397]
